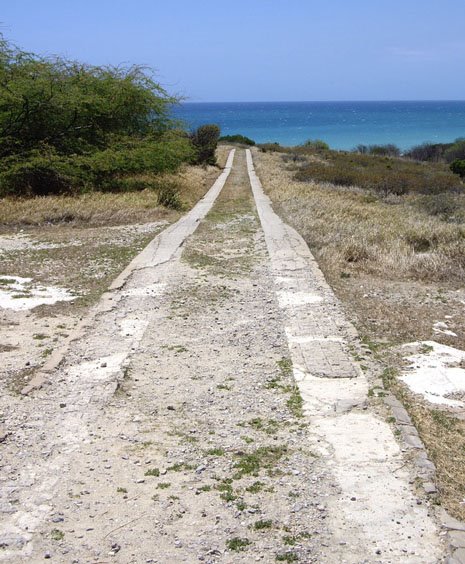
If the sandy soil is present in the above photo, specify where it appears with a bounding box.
[0,221,169,394]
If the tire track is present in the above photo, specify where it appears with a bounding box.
[247,148,445,563]
[0,150,235,561]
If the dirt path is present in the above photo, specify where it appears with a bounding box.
[0,150,448,562]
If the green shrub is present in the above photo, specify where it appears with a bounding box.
[87,134,194,178]
[302,139,329,151]
[0,134,193,197]
[219,134,255,146]
[190,124,220,165]
[450,159,465,178]
[445,139,465,163]
[0,48,177,159]
[0,34,194,197]
[294,150,462,196]
[0,151,88,196]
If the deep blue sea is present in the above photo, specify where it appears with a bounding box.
[172,101,465,151]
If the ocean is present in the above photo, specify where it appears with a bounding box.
[172,101,465,151]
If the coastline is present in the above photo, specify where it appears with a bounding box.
[173,100,465,150]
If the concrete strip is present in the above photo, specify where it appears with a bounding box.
[442,512,465,533]
[450,548,465,564]
[246,148,445,562]
[21,149,235,395]
[109,148,236,288]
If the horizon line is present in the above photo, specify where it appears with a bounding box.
[179,99,465,104]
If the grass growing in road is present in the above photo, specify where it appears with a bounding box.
[215,479,237,502]
[156,482,171,489]
[246,481,265,493]
[207,447,225,456]
[166,462,194,472]
[243,417,280,435]
[287,387,304,418]
[50,529,65,541]
[277,357,293,377]
[252,519,273,530]
[227,537,250,551]
[276,551,299,562]
[181,151,260,279]
[233,445,288,479]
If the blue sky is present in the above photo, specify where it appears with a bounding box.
[1,0,464,102]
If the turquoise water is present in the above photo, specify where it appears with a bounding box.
[172,101,465,151]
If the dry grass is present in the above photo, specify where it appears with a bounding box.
[0,190,163,230]
[0,143,230,231]
[254,147,465,520]
[0,165,210,230]
[0,147,231,312]
[254,150,465,284]
[215,144,231,168]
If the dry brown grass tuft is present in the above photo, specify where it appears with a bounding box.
[0,190,162,230]
[0,166,208,230]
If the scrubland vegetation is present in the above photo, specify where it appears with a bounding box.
[294,150,461,197]
[219,134,255,146]
[0,164,222,229]
[257,142,465,283]
[0,34,223,227]
[405,138,465,164]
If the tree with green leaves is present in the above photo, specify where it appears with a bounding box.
[0,34,193,196]
[450,159,465,179]
[190,124,220,165]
